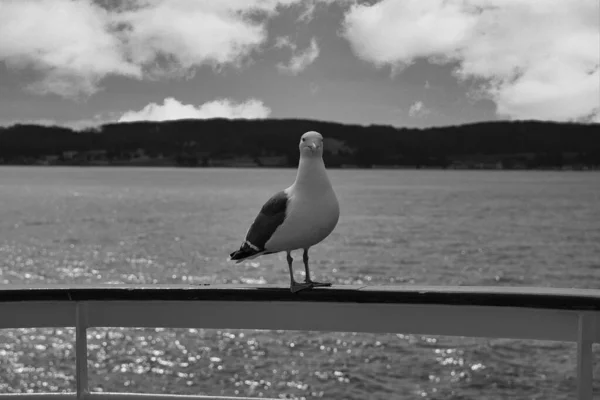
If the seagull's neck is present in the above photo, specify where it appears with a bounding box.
[293,155,331,191]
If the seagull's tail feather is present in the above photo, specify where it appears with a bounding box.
[228,242,265,264]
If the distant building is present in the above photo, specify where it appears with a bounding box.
[208,156,258,167]
[40,155,60,165]
[258,155,288,167]
[62,151,77,159]
[85,149,107,160]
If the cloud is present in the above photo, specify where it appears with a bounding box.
[0,0,302,98]
[296,0,356,22]
[0,118,61,128]
[276,37,320,75]
[298,2,317,22]
[117,97,272,122]
[0,113,119,131]
[0,0,141,98]
[274,36,296,50]
[309,82,320,95]
[408,101,431,118]
[342,0,600,122]
[112,0,270,76]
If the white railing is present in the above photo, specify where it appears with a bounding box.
[0,284,598,400]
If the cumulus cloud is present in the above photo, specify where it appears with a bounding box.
[342,0,600,122]
[117,97,272,122]
[0,119,61,128]
[296,0,356,22]
[0,0,302,98]
[276,37,320,75]
[298,2,318,22]
[112,0,269,76]
[408,101,431,118]
[274,36,296,50]
[0,0,141,98]
[0,113,119,131]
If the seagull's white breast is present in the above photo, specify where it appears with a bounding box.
[265,184,339,252]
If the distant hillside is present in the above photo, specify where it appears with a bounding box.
[1,118,599,169]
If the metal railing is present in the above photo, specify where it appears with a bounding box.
[0,284,598,399]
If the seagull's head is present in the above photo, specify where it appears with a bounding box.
[299,131,324,158]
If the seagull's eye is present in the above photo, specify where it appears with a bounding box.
[302,138,306,142]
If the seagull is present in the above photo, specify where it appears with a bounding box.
[229,131,340,293]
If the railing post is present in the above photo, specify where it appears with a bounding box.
[577,313,595,400]
[76,302,89,400]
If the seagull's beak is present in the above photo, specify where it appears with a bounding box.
[309,142,317,150]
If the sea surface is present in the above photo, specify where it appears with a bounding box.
[1,166,599,399]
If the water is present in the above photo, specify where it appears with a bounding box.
[1,166,599,399]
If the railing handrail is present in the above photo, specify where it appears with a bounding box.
[0,284,596,400]
[2,283,600,311]
[0,393,276,400]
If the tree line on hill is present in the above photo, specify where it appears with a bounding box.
[0,118,599,169]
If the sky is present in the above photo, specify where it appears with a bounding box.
[0,0,598,130]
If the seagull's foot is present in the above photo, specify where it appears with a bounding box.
[305,280,331,288]
[290,282,313,293]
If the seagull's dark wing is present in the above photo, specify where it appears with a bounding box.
[229,190,289,261]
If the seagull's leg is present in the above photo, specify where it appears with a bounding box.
[303,248,331,287]
[288,251,312,293]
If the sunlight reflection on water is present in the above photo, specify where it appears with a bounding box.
[1,167,600,399]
